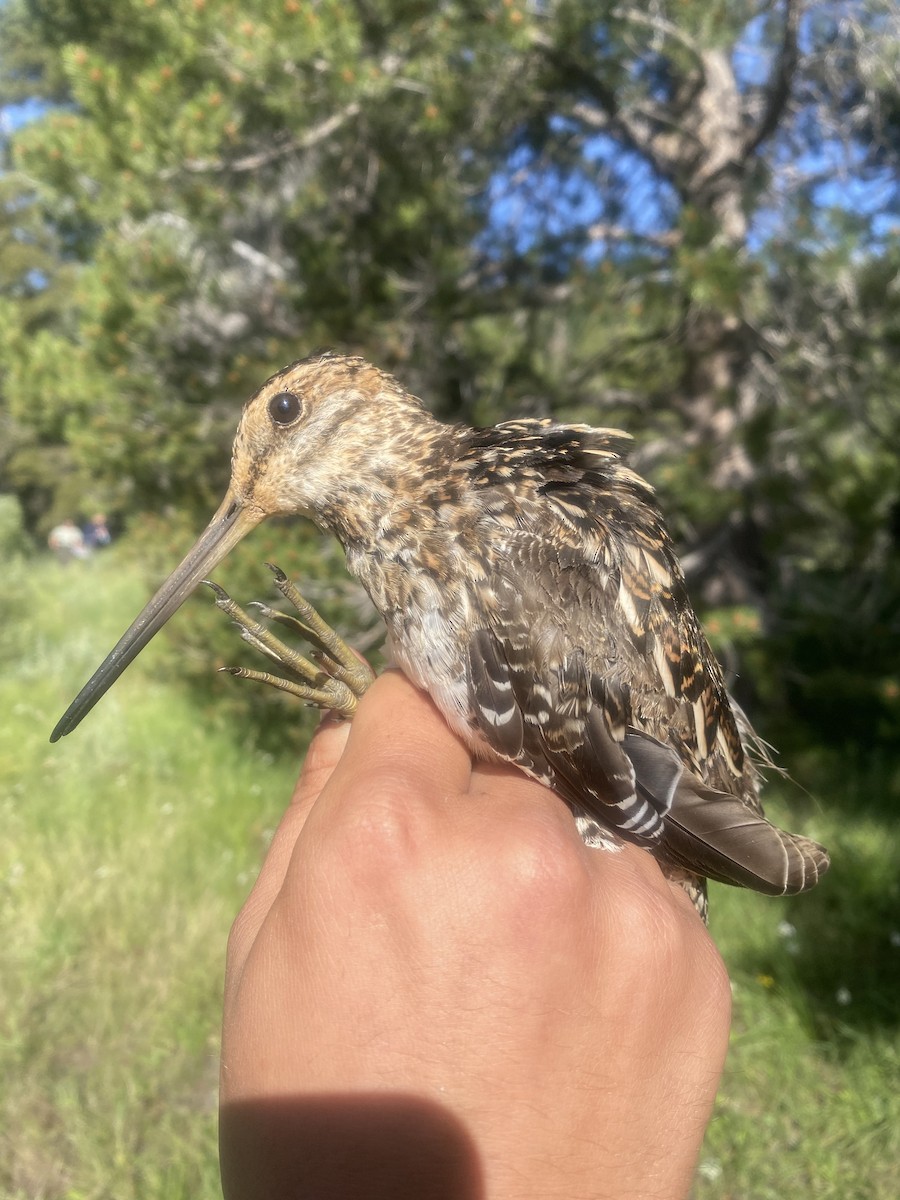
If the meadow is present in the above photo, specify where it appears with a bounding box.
[1,544,897,1199]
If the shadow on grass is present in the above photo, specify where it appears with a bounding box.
[219,1092,483,1200]
[795,747,899,1039]
[799,853,897,1034]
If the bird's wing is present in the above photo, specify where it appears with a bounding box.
[461,421,828,893]
[465,568,670,843]
[460,418,746,787]
[465,566,828,894]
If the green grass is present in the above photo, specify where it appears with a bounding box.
[1,543,898,1198]
[1,547,295,1199]
[698,836,900,1197]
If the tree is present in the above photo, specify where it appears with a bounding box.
[1,0,897,740]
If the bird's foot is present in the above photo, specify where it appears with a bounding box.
[204,563,376,719]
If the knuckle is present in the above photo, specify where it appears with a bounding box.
[605,876,690,975]
[494,810,590,921]
[225,894,260,967]
[320,776,424,877]
[693,927,732,1016]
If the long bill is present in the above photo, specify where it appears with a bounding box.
[49,491,264,742]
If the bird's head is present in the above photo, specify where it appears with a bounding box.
[50,353,430,740]
[228,353,430,523]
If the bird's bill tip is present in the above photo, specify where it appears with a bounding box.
[49,492,264,742]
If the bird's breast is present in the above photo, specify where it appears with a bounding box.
[345,539,478,740]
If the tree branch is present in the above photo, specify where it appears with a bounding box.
[586,222,682,248]
[529,28,677,183]
[743,0,800,158]
[161,102,361,178]
[531,25,719,197]
[610,6,705,64]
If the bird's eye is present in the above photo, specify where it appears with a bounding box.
[268,391,302,426]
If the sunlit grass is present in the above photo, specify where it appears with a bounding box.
[697,790,900,1199]
[1,548,294,1199]
[1,544,897,1198]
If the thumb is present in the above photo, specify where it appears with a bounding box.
[290,713,353,820]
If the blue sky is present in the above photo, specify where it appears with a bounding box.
[1,96,47,135]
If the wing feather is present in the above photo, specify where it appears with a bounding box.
[456,420,829,896]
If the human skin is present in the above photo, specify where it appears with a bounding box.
[219,672,731,1200]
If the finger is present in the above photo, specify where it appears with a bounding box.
[470,760,704,926]
[262,712,352,878]
[227,714,351,974]
[228,673,473,976]
[291,713,353,817]
[469,759,576,818]
[470,758,639,874]
[303,671,474,833]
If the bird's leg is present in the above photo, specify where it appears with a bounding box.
[204,564,375,718]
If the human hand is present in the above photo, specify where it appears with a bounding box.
[219,672,731,1200]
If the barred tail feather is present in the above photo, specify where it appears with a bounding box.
[664,779,830,896]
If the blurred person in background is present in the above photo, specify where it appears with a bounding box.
[48,518,89,564]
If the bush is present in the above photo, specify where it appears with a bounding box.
[0,493,33,558]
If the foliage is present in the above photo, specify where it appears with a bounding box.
[0,1,896,501]
[0,0,896,734]
[0,492,32,557]
[0,548,294,1199]
[1,0,897,744]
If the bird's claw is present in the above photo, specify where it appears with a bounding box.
[204,569,375,718]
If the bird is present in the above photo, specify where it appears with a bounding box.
[50,351,829,917]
